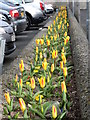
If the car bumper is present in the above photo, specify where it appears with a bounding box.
[5,41,16,55]
[14,19,27,33]
[32,15,47,24]
[2,32,16,55]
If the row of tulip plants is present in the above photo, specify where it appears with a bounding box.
[3,6,73,119]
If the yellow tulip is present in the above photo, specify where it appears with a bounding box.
[52,50,58,59]
[36,39,40,45]
[62,55,66,64]
[46,35,48,39]
[40,39,44,45]
[4,92,10,105]
[64,36,70,45]
[53,20,55,26]
[15,74,18,83]
[19,98,26,113]
[42,60,47,71]
[60,61,63,69]
[19,60,24,72]
[62,47,65,53]
[35,66,40,70]
[26,82,31,86]
[64,32,67,37]
[51,64,54,73]
[47,76,50,83]
[47,39,50,46]
[61,81,67,93]
[20,79,23,88]
[33,70,38,73]
[36,47,38,54]
[61,52,65,60]
[50,36,53,41]
[40,52,42,59]
[35,94,43,101]
[67,23,69,27]
[30,77,35,89]
[41,105,43,113]
[52,105,57,119]
[38,77,45,88]
[63,67,67,77]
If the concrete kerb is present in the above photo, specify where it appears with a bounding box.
[68,8,89,119]
[0,13,57,119]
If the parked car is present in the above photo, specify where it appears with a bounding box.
[13,0,47,29]
[34,0,54,14]
[0,13,16,55]
[0,0,27,33]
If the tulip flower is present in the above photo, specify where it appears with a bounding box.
[38,77,45,88]
[19,60,24,72]
[20,79,23,88]
[64,32,67,37]
[15,74,18,83]
[63,67,67,77]
[42,59,47,71]
[30,77,35,89]
[40,52,42,59]
[52,105,57,119]
[51,64,54,73]
[47,39,50,46]
[53,20,55,26]
[62,55,66,64]
[61,52,65,60]
[61,81,67,93]
[36,47,38,54]
[26,82,31,86]
[52,50,58,59]
[19,98,26,113]
[35,94,43,101]
[36,39,40,45]
[62,47,65,53]
[40,39,44,45]
[50,36,53,41]
[47,76,50,83]
[60,61,63,69]
[4,92,10,105]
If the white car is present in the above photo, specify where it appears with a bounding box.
[34,0,54,14]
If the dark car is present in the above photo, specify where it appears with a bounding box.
[0,0,27,33]
[0,13,16,55]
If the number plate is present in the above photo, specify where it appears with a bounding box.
[21,12,24,17]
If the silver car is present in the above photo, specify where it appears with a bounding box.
[14,0,47,29]
[0,13,16,55]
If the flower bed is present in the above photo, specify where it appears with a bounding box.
[3,6,73,120]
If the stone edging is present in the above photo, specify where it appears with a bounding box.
[68,8,89,120]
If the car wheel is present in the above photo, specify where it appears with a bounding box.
[26,15,31,30]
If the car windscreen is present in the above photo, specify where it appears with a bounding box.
[24,0,33,3]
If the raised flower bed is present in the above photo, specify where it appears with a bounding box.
[3,6,75,119]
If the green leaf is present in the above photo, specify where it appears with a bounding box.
[28,104,45,118]
[63,91,66,102]
[24,109,28,118]
[10,99,13,111]
[13,112,19,119]
[60,111,67,119]
[43,102,52,115]
[3,107,8,115]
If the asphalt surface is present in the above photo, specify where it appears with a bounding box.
[3,19,49,71]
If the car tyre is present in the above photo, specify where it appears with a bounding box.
[26,15,31,30]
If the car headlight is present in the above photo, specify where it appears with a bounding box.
[0,27,6,34]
